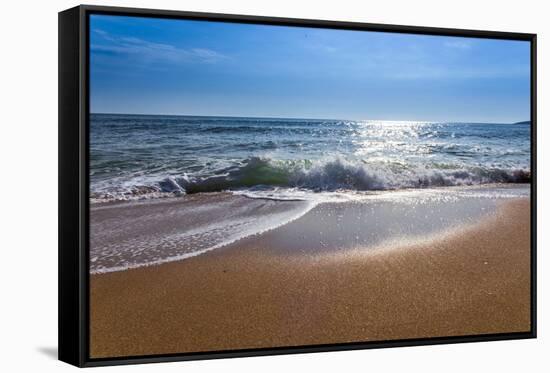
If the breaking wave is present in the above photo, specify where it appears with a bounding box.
[90,157,531,202]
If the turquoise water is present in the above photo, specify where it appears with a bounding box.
[90,114,530,202]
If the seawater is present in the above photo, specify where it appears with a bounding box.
[90,114,530,202]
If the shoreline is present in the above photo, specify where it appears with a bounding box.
[90,182,530,206]
[90,197,531,358]
[89,184,528,273]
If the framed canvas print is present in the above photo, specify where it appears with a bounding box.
[58,5,537,367]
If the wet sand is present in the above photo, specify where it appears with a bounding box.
[90,198,531,358]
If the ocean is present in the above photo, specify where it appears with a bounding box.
[89,114,531,273]
[90,114,531,202]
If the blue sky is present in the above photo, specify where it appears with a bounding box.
[90,15,530,122]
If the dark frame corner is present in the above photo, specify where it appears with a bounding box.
[59,4,537,368]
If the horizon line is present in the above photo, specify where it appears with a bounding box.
[90,112,529,125]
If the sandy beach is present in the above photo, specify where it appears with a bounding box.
[90,196,531,358]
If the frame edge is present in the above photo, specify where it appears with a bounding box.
[58,5,86,368]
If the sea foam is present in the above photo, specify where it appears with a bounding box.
[91,156,530,202]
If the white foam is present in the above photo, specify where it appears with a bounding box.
[233,183,530,204]
[90,184,529,274]
[90,156,531,203]
[90,197,315,274]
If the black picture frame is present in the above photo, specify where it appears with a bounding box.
[59,4,537,367]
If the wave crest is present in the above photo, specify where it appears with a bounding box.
[166,157,530,192]
[90,157,530,202]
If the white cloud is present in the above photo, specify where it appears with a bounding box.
[443,39,473,50]
[91,29,227,64]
